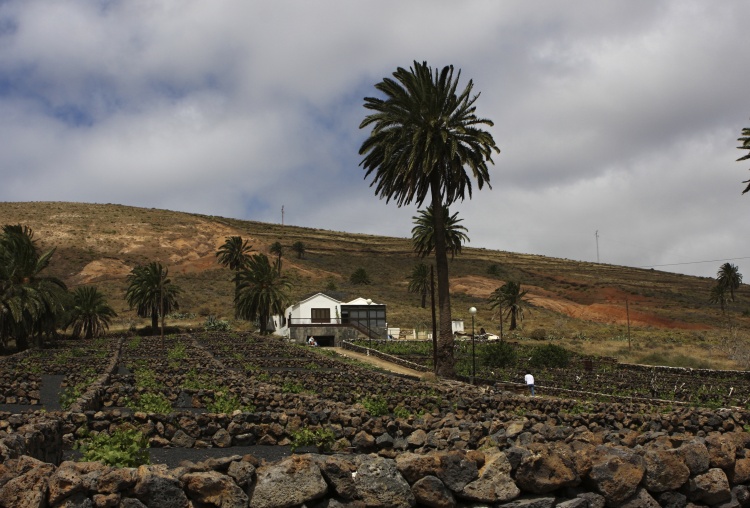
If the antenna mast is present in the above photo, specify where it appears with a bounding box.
[595,230,600,263]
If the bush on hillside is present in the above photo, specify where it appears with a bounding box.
[529,344,570,368]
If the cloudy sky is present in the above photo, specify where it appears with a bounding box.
[0,0,748,278]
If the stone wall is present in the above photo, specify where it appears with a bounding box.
[3,422,750,506]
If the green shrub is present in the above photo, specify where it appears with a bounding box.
[349,268,371,285]
[167,342,187,360]
[59,386,82,410]
[126,392,172,414]
[529,328,547,340]
[481,341,518,368]
[529,344,570,368]
[76,428,150,467]
[133,367,160,390]
[289,427,336,453]
[393,406,411,419]
[282,381,305,393]
[361,396,388,416]
[205,315,231,332]
[205,392,253,414]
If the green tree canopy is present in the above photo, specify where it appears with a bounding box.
[0,225,67,351]
[66,286,117,340]
[411,205,469,259]
[716,262,742,301]
[291,241,306,259]
[488,281,531,331]
[236,253,291,334]
[269,242,284,273]
[739,125,750,194]
[216,236,253,317]
[406,262,430,308]
[350,268,372,285]
[359,61,499,377]
[125,262,180,334]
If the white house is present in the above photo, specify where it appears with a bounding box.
[273,292,386,346]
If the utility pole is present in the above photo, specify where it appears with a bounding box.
[281,205,284,226]
[595,230,600,263]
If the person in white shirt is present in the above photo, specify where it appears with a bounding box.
[524,372,535,396]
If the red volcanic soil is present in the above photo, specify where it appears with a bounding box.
[451,275,708,330]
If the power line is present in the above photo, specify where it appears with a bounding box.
[638,256,750,269]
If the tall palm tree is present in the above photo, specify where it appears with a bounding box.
[66,286,117,339]
[216,236,253,316]
[488,281,530,331]
[359,61,499,377]
[236,253,291,334]
[411,205,469,259]
[406,262,430,308]
[269,242,284,273]
[125,262,180,334]
[739,125,750,194]
[0,225,67,351]
[716,262,742,301]
[291,241,306,259]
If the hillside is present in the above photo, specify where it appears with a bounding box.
[1,201,747,366]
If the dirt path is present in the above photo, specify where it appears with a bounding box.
[329,347,429,379]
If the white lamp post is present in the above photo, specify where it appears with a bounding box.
[469,307,477,384]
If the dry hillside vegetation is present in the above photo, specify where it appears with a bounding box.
[2,201,748,367]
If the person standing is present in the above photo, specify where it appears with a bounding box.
[524,372,535,396]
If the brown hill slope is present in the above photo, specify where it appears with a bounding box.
[1,202,746,349]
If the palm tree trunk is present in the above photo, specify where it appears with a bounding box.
[431,181,455,378]
[421,286,427,309]
[509,309,517,331]
[151,306,159,333]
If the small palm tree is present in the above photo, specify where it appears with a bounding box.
[216,236,253,316]
[709,284,729,314]
[488,281,531,331]
[739,125,750,194]
[716,262,742,301]
[236,253,291,334]
[350,268,372,285]
[269,242,284,273]
[406,263,430,308]
[412,205,469,259]
[66,286,117,339]
[291,241,306,259]
[125,262,180,334]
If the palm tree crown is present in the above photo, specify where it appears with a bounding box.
[716,262,742,301]
[359,61,499,377]
[216,236,253,272]
[66,286,117,339]
[0,224,67,351]
[236,253,291,334]
[216,236,253,317]
[269,242,284,273]
[412,206,469,259]
[488,281,531,331]
[125,262,180,333]
[739,125,750,194]
[406,262,430,308]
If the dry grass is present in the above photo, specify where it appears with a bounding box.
[2,201,749,369]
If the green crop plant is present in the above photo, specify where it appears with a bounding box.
[289,427,336,453]
[76,427,150,467]
[361,396,389,417]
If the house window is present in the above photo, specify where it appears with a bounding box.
[311,308,331,323]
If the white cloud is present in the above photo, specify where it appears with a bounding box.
[1,0,749,278]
